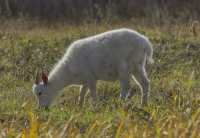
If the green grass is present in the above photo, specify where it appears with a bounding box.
[0,21,200,138]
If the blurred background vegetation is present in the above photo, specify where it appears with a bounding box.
[0,0,199,23]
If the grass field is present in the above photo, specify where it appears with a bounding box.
[0,21,200,137]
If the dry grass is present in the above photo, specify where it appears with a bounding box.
[0,21,200,138]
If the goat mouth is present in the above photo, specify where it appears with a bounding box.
[38,105,49,110]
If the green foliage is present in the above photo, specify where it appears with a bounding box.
[0,22,200,137]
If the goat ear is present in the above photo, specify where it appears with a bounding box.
[35,72,40,85]
[42,71,48,85]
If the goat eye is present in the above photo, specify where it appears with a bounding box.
[38,92,42,96]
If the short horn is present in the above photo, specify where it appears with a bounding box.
[35,71,40,84]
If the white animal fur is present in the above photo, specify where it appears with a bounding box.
[32,28,154,107]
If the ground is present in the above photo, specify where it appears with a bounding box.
[0,21,200,137]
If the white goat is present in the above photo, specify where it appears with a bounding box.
[32,28,154,108]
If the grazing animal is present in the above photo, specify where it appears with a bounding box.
[32,28,154,108]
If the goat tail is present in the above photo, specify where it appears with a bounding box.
[145,39,154,64]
